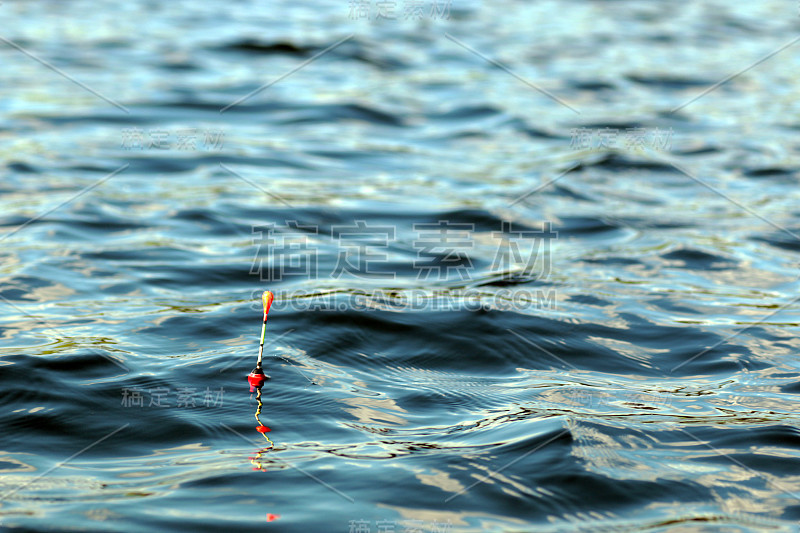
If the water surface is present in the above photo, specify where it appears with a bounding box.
[2,1,800,531]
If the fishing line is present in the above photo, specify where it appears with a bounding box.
[248,291,274,470]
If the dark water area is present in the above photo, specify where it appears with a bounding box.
[3,1,800,531]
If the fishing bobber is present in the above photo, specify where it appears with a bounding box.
[247,290,275,391]
[248,366,268,392]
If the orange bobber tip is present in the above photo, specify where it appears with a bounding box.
[266,513,280,522]
[256,425,271,433]
[263,291,274,318]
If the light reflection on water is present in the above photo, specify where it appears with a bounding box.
[2,0,800,531]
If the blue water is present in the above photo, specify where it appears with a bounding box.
[3,1,800,531]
